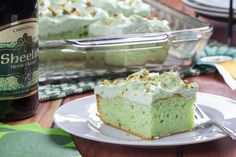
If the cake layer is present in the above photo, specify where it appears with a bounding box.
[39,26,89,40]
[104,43,169,66]
[97,95,195,139]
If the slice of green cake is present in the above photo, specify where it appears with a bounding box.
[94,69,198,140]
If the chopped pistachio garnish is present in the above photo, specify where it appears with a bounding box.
[74,10,82,16]
[184,80,190,84]
[145,88,150,93]
[121,88,128,95]
[85,1,93,7]
[100,69,192,91]
[63,8,70,15]
[128,0,134,5]
[71,7,77,13]
[127,75,135,80]
[59,4,66,9]
[112,80,118,85]
[39,12,44,17]
[143,69,149,76]
[89,11,97,16]
[39,1,45,7]
[102,80,110,86]
[48,7,57,16]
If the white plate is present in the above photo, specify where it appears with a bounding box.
[54,92,236,147]
[183,0,236,13]
[192,0,236,10]
[183,0,236,18]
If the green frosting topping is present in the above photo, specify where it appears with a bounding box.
[95,69,198,105]
[38,0,171,38]
[89,14,171,37]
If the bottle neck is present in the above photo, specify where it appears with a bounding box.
[0,0,37,26]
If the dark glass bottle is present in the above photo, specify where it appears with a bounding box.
[0,0,39,121]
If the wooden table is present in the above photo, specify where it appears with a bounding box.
[6,1,236,156]
[7,73,236,157]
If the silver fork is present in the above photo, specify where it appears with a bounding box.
[194,104,236,140]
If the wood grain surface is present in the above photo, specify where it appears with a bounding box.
[4,0,236,157]
[71,74,236,157]
[8,73,235,157]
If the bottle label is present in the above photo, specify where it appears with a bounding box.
[0,18,38,100]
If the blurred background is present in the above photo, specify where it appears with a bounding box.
[160,0,236,46]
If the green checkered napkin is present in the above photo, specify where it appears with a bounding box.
[0,123,81,157]
[39,41,236,102]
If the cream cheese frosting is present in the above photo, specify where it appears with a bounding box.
[94,69,198,105]
[38,0,109,36]
[125,16,171,33]
[89,0,118,14]
[89,14,171,37]
[88,14,131,37]
[116,0,152,17]
[38,0,170,38]
[89,0,151,17]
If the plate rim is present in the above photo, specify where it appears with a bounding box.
[182,0,236,13]
[182,0,236,18]
[54,92,236,147]
[191,0,236,10]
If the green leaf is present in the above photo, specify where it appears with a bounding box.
[0,131,80,157]
[0,128,16,132]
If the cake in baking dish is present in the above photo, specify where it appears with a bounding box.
[38,0,171,68]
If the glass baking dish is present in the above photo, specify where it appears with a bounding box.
[38,0,213,83]
[39,34,169,83]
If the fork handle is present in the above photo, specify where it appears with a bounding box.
[211,120,236,140]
